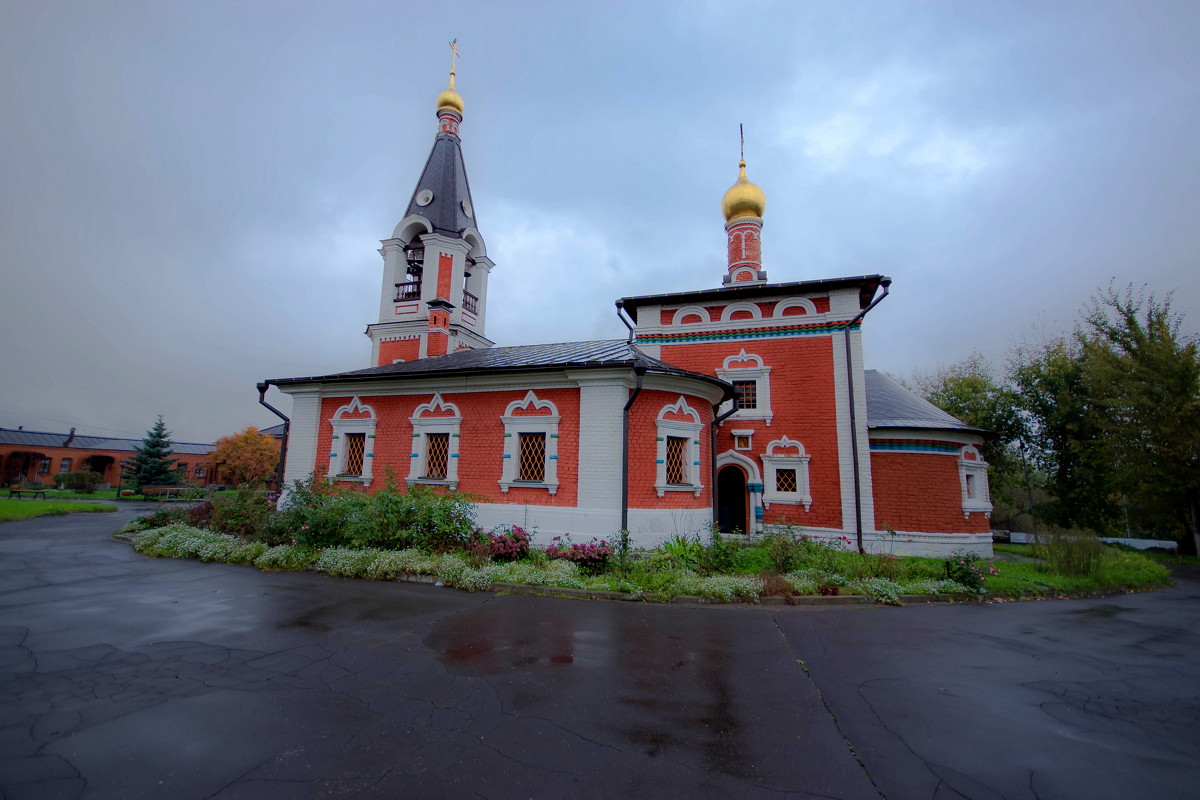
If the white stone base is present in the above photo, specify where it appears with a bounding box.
[473,502,713,549]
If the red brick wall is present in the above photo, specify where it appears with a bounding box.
[627,390,713,509]
[377,339,421,366]
[316,389,581,506]
[1,445,216,486]
[661,337,843,528]
[870,452,990,533]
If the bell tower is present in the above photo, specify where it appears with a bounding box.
[367,42,495,365]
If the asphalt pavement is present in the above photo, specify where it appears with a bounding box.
[1,506,1197,799]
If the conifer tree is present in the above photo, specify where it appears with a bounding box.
[122,416,182,489]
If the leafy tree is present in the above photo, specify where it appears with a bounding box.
[1009,337,1116,533]
[121,416,183,489]
[209,426,279,488]
[1080,285,1200,552]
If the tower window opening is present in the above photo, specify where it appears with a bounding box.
[342,433,366,477]
[425,433,449,479]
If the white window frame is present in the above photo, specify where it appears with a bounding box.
[716,349,774,425]
[408,393,462,488]
[959,445,992,517]
[761,436,812,511]
[59,458,72,474]
[327,396,378,486]
[655,396,704,498]
[731,429,754,451]
[499,391,560,495]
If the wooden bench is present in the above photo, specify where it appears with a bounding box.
[7,488,47,500]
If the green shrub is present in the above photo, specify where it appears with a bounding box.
[254,544,319,571]
[56,470,102,494]
[944,549,998,593]
[694,525,739,575]
[1037,528,1106,576]
[315,547,385,578]
[208,489,274,538]
[847,577,904,605]
[757,529,807,573]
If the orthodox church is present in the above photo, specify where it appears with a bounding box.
[265,62,993,557]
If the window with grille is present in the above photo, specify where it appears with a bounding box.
[424,433,449,479]
[776,468,798,493]
[59,459,72,473]
[343,433,366,476]
[666,436,688,484]
[732,380,758,410]
[517,432,546,481]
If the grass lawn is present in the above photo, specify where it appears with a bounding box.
[32,488,123,501]
[0,499,119,522]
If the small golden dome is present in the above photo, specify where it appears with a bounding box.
[721,160,766,221]
[437,70,464,114]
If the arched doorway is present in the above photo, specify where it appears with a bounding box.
[716,465,748,534]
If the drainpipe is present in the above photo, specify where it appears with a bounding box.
[256,382,290,494]
[710,400,741,527]
[840,278,891,554]
[615,301,649,534]
[620,362,647,534]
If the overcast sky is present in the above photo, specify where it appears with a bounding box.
[2,0,1198,444]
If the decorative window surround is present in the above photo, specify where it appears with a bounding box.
[655,396,704,498]
[959,445,992,518]
[716,349,774,425]
[721,302,763,321]
[671,305,712,325]
[499,391,560,494]
[407,394,462,488]
[328,397,378,486]
[761,436,812,510]
[773,298,817,317]
[732,429,754,451]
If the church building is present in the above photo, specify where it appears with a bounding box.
[264,61,993,557]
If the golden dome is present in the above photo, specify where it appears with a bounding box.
[721,160,766,221]
[437,70,464,114]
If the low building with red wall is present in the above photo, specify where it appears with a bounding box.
[1,428,220,488]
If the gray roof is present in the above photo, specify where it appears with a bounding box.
[864,370,986,434]
[260,423,287,438]
[0,428,215,455]
[269,339,733,399]
[403,131,477,237]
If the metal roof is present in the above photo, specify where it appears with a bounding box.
[0,428,216,455]
[864,370,986,434]
[618,275,887,322]
[403,132,477,237]
[268,339,734,400]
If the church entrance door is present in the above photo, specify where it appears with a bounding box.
[716,466,748,534]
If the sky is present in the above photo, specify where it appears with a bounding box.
[2,0,1198,444]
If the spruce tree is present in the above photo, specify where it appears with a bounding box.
[122,416,183,489]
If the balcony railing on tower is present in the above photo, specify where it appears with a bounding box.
[462,290,478,314]
[394,280,422,301]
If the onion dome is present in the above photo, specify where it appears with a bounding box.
[721,160,766,221]
[437,70,464,114]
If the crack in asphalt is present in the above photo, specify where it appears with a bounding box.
[771,612,886,799]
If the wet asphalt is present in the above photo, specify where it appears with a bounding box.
[1,506,1197,800]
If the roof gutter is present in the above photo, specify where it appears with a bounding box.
[257,382,290,493]
[840,277,891,554]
